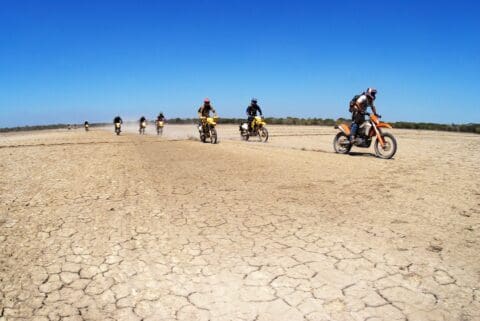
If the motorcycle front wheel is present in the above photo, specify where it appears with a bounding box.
[258,127,269,142]
[333,132,351,154]
[210,127,218,144]
[374,132,397,159]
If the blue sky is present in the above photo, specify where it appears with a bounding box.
[0,0,479,127]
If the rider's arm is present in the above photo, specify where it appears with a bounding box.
[257,106,263,116]
[211,106,217,116]
[371,103,378,116]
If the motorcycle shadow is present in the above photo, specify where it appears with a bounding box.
[347,151,378,158]
[347,151,395,160]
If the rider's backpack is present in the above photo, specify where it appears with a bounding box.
[349,94,362,112]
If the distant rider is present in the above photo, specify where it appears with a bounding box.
[197,98,217,129]
[349,88,380,144]
[246,98,263,130]
[113,116,123,127]
[157,112,165,124]
[139,116,146,126]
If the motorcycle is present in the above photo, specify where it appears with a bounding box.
[156,120,164,136]
[239,116,269,142]
[333,113,397,159]
[84,124,89,132]
[139,121,147,135]
[198,116,219,144]
[114,122,121,135]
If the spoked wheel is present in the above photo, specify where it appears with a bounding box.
[258,127,269,142]
[374,132,397,159]
[157,127,163,136]
[210,127,218,144]
[333,132,352,154]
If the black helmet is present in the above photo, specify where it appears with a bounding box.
[251,98,258,104]
[366,88,377,100]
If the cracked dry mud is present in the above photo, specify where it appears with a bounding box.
[1,127,479,321]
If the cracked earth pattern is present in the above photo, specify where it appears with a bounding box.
[1,127,479,321]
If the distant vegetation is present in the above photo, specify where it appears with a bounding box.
[1,118,479,134]
[167,117,480,134]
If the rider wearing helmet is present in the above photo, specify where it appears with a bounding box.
[246,98,263,130]
[350,88,380,143]
[113,116,123,125]
[198,98,217,118]
[157,112,165,122]
[139,116,146,124]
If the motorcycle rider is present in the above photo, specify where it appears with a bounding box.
[113,116,123,128]
[197,98,217,130]
[157,112,165,123]
[246,98,263,130]
[350,88,380,144]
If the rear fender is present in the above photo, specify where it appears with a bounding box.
[337,124,351,136]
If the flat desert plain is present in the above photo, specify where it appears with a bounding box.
[1,125,479,321]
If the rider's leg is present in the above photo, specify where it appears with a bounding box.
[248,116,254,130]
[350,123,358,143]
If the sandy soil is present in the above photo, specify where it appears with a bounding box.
[0,125,479,321]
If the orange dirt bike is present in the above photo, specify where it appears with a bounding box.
[334,113,397,159]
[198,116,218,144]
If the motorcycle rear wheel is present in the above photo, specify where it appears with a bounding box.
[374,132,397,159]
[333,132,351,154]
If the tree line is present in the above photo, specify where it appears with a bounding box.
[1,118,479,134]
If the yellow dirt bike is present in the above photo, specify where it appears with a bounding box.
[198,116,218,144]
[156,120,164,136]
[139,121,147,135]
[114,122,121,135]
[239,116,269,142]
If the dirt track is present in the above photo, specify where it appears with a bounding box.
[1,126,479,321]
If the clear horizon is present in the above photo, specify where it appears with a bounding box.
[1,0,479,128]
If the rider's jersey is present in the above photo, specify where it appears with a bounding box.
[246,104,262,117]
[355,95,375,113]
[198,104,216,117]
